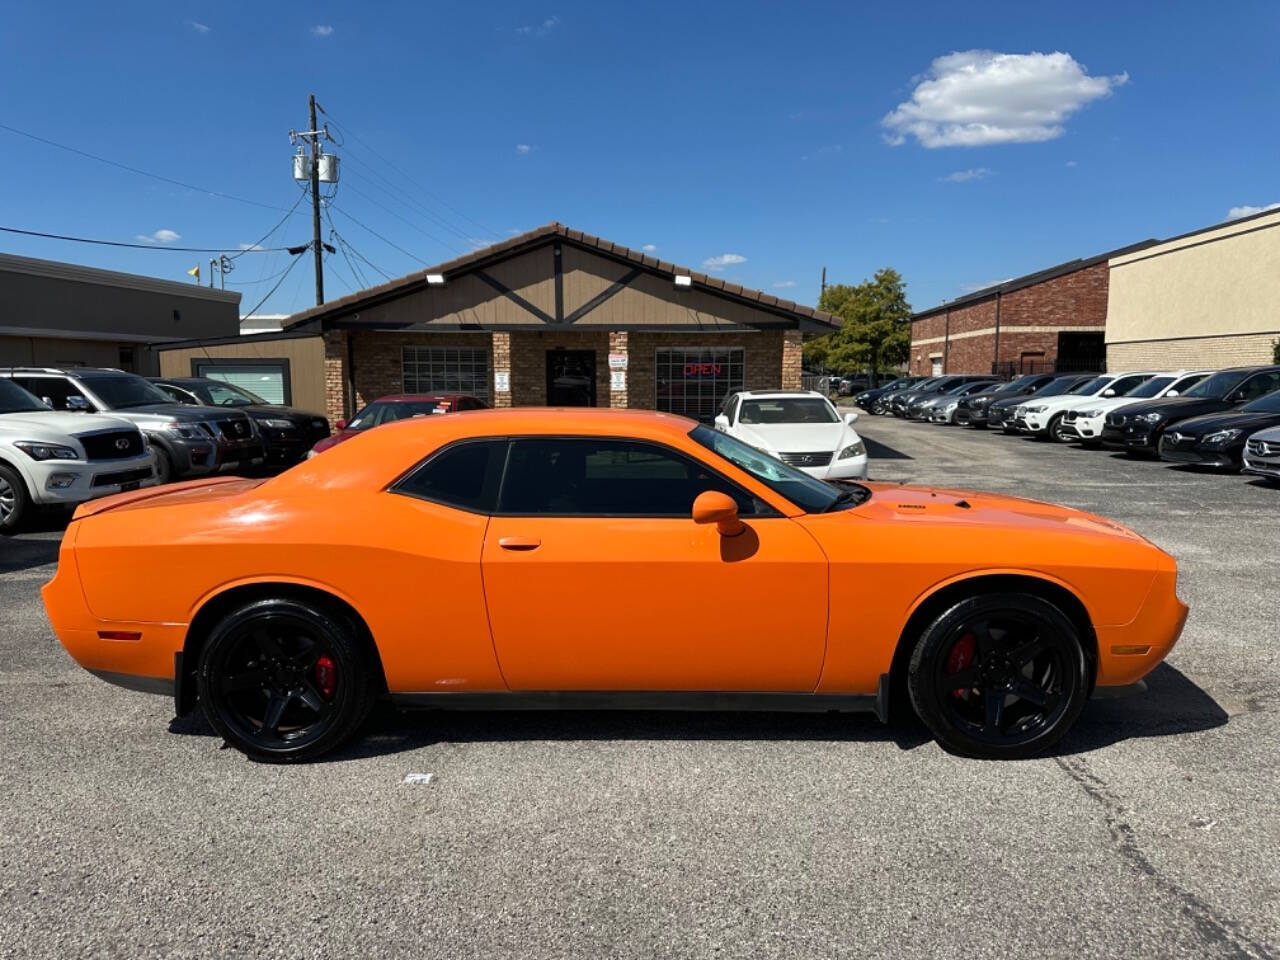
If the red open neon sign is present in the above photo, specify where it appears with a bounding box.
[683,363,723,377]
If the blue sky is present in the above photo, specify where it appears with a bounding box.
[1,1,1277,316]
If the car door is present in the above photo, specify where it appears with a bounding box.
[1232,371,1280,405]
[480,436,829,692]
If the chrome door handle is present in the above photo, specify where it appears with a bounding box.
[498,536,541,551]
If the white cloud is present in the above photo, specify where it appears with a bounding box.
[941,167,993,183]
[773,280,797,289]
[238,242,265,251]
[883,50,1128,148]
[1065,160,1078,167]
[1225,202,1280,220]
[188,21,210,34]
[703,253,746,271]
[515,144,533,155]
[517,16,560,36]
[311,24,334,37]
[642,243,657,253]
[135,229,180,244]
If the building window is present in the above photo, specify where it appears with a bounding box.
[403,346,489,402]
[655,347,745,422]
[193,359,291,405]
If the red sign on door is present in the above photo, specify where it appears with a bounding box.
[683,363,722,377]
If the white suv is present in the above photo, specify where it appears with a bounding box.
[0,379,156,532]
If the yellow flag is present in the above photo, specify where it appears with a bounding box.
[187,264,200,281]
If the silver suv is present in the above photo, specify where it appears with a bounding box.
[0,368,264,483]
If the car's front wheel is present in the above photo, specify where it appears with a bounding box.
[0,463,31,533]
[197,598,377,762]
[907,593,1088,759]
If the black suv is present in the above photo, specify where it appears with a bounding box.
[0,368,263,483]
[1109,365,1280,456]
[889,375,993,417]
[151,377,331,468]
[956,374,1058,427]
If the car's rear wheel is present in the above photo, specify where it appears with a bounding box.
[197,598,376,762]
[153,445,174,484]
[907,593,1087,759]
[0,464,31,534]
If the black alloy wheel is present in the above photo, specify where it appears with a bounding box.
[197,598,376,762]
[908,593,1087,759]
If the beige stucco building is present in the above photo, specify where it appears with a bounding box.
[1106,207,1280,369]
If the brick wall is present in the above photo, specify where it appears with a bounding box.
[910,261,1111,375]
[608,331,628,407]
[782,331,803,389]
[322,331,348,424]
[509,330,610,406]
[1107,332,1280,371]
[491,332,511,408]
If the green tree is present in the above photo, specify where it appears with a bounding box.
[803,268,912,377]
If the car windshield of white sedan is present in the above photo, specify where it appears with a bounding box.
[739,398,838,424]
[691,425,861,512]
[0,380,50,414]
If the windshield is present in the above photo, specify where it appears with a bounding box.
[691,425,851,513]
[1183,370,1249,399]
[1035,377,1087,398]
[347,400,446,430]
[199,381,267,406]
[1242,390,1280,414]
[1124,376,1175,399]
[1000,375,1041,392]
[79,374,174,409]
[1071,376,1111,395]
[739,398,838,424]
[0,379,49,414]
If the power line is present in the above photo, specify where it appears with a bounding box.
[339,180,461,254]
[0,224,300,254]
[225,260,299,285]
[314,106,502,240]
[228,188,308,261]
[340,152,475,244]
[241,253,306,319]
[0,121,299,214]
[329,204,428,265]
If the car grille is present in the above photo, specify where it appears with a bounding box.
[215,417,254,441]
[1163,432,1196,450]
[92,466,152,488]
[777,451,833,467]
[1061,410,1078,423]
[78,429,144,461]
[1106,412,1127,427]
[1247,439,1280,457]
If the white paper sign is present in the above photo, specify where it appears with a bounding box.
[494,371,511,392]
[610,371,626,391]
[608,353,628,370]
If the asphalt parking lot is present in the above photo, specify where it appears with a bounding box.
[1,415,1277,960]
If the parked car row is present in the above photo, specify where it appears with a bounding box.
[854,365,1280,483]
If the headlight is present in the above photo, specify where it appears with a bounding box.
[1080,409,1104,419]
[13,441,78,461]
[161,421,205,439]
[944,402,958,412]
[838,440,866,459]
[1026,405,1048,414]
[260,418,293,429]
[1140,412,1165,423]
[971,397,990,408]
[1202,429,1242,447]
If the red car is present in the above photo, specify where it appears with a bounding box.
[307,394,488,457]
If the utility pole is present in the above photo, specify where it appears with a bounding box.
[290,94,337,306]
[820,266,827,296]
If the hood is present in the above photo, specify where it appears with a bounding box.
[1247,424,1280,443]
[1165,410,1280,438]
[103,403,250,424]
[1064,395,1148,415]
[73,475,260,519]
[736,421,850,452]
[0,411,135,436]
[239,405,328,422]
[1118,396,1231,419]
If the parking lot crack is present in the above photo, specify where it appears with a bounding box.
[1056,756,1275,960]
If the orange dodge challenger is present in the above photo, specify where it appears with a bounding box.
[43,408,1187,762]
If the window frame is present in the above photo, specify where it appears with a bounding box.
[388,437,508,514]
[654,346,746,422]
[191,358,292,406]
[401,345,491,404]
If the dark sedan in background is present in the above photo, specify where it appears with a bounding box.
[986,373,1098,432]
[889,375,992,417]
[151,377,331,468]
[956,373,1058,427]
[307,393,489,457]
[1103,365,1280,455]
[854,376,924,413]
[1158,387,1280,469]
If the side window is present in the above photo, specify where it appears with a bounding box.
[1110,375,1149,395]
[14,377,89,411]
[160,385,197,403]
[1238,372,1280,401]
[727,396,739,425]
[392,439,506,513]
[497,438,771,517]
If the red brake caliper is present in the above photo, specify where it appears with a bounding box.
[946,633,975,700]
[314,655,337,699]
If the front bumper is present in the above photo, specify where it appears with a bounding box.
[165,436,265,477]
[1059,414,1104,441]
[1243,456,1280,480]
[1094,559,1189,688]
[1158,436,1240,469]
[798,455,868,481]
[26,453,157,507]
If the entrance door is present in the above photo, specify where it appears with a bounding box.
[546,350,596,406]
[480,437,829,691]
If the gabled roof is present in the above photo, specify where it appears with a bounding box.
[284,222,838,332]
[909,238,1159,322]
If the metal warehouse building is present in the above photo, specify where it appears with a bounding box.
[158,223,839,424]
[0,252,240,374]
[1106,207,1280,369]
[907,240,1156,377]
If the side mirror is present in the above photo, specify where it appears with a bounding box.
[1102,388,1116,398]
[335,419,348,430]
[844,411,859,425]
[1165,390,1179,398]
[692,490,745,537]
[713,414,730,431]
[66,395,92,411]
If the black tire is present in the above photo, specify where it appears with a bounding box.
[1040,413,1065,442]
[197,598,377,762]
[907,593,1087,759]
[0,463,31,534]
[152,444,176,484]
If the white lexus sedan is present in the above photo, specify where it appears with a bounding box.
[714,390,868,480]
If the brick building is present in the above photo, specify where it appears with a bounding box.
[908,240,1156,377]
[158,223,836,423]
